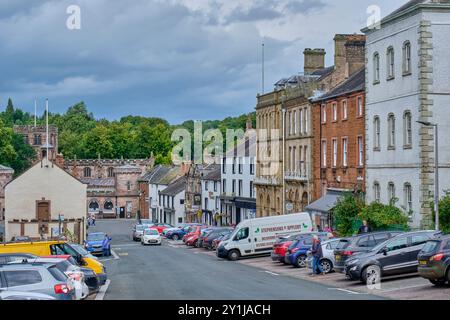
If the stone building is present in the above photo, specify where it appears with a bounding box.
[308,67,366,228]
[4,159,87,243]
[362,0,450,228]
[0,165,14,221]
[13,125,155,219]
[255,34,366,217]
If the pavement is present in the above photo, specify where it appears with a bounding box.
[88,220,384,300]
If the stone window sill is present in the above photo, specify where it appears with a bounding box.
[386,76,395,81]
[373,147,381,152]
[403,71,412,77]
[387,146,396,150]
[403,145,412,150]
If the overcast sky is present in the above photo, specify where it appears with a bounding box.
[0,0,407,124]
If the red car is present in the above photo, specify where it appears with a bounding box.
[183,226,204,246]
[271,234,300,263]
[150,223,174,234]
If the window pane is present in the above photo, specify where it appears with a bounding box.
[386,237,408,252]
[5,270,42,287]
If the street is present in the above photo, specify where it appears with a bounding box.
[90,220,383,300]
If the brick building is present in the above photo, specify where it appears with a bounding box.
[255,34,366,218]
[308,67,366,228]
[13,125,58,161]
[0,165,14,221]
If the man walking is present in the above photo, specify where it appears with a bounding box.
[358,220,372,234]
[91,213,96,226]
[311,235,324,276]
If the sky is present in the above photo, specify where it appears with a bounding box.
[0,0,408,124]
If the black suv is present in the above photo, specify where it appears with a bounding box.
[344,230,441,283]
[334,231,402,272]
[418,235,450,286]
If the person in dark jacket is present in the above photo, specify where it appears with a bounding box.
[310,235,324,275]
[358,220,372,234]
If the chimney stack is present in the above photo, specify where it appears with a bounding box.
[303,48,326,74]
[333,34,366,73]
[345,39,366,77]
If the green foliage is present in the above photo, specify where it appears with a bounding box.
[333,193,364,236]
[432,192,450,233]
[359,199,409,232]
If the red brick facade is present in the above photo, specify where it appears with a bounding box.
[312,85,365,200]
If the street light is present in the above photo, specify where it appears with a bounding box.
[417,120,439,231]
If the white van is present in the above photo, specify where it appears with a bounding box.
[217,212,313,261]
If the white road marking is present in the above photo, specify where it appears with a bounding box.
[328,288,361,295]
[95,279,111,301]
[98,250,120,262]
[263,271,279,276]
[378,283,430,293]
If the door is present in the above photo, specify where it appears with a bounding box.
[233,225,252,255]
[406,234,432,272]
[119,207,125,218]
[378,236,410,276]
[37,201,50,221]
[236,208,241,225]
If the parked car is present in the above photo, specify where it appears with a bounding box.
[285,233,331,268]
[166,225,194,241]
[212,233,232,250]
[10,236,33,243]
[14,257,89,300]
[0,253,38,265]
[271,234,301,263]
[0,290,56,300]
[150,223,174,235]
[139,219,154,226]
[141,228,162,246]
[183,226,204,244]
[132,224,153,241]
[197,228,216,248]
[334,231,403,273]
[203,228,233,250]
[0,224,4,243]
[418,234,450,286]
[70,243,99,261]
[84,232,112,256]
[0,262,76,300]
[306,238,342,274]
[344,230,441,284]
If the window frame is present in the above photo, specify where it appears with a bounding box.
[403,111,412,149]
[388,113,396,149]
[386,46,395,80]
[403,41,412,76]
[373,52,380,84]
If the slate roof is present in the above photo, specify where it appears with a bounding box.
[160,176,186,196]
[80,178,115,187]
[201,165,221,181]
[312,67,365,102]
[383,0,428,21]
[312,66,335,79]
[139,165,183,185]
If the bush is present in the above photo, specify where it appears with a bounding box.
[432,193,450,233]
[333,193,364,237]
[359,199,408,231]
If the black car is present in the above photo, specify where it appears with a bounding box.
[344,230,442,283]
[417,235,450,286]
[334,231,402,272]
[202,228,233,250]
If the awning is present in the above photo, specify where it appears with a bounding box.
[305,190,343,213]
[235,197,256,210]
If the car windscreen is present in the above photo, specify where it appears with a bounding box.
[335,239,350,250]
[48,265,68,282]
[55,260,73,273]
[87,233,105,241]
[421,240,441,254]
[70,244,90,257]
[144,229,159,235]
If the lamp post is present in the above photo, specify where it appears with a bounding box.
[417,121,439,231]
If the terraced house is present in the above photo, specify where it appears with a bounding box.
[255,34,365,217]
[363,0,450,228]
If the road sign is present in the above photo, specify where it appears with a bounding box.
[285,202,294,212]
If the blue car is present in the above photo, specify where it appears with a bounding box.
[84,232,111,256]
[166,224,202,241]
[285,233,331,268]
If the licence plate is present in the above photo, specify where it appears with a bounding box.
[419,260,427,266]
[335,255,341,261]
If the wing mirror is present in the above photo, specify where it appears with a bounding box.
[380,247,388,256]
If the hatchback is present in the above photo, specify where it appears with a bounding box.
[334,231,402,272]
[345,230,441,284]
[418,235,450,286]
[285,233,331,268]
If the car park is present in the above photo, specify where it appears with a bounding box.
[202,228,233,250]
[150,223,174,235]
[166,225,194,240]
[418,234,450,286]
[0,262,76,300]
[197,228,216,248]
[84,232,112,256]
[285,233,331,268]
[141,228,162,246]
[334,231,402,273]
[271,234,299,263]
[306,238,342,274]
[133,224,152,241]
[344,230,441,284]
[212,233,231,250]
[183,226,205,244]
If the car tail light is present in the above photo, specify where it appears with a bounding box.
[430,253,444,261]
[343,250,354,256]
[54,284,71,294]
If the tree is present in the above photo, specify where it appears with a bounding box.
[359,199,409,232]
[332,193,365,236]
[432,192,450,233]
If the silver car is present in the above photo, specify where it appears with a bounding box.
[132,224,152,241]
[307,238,342,274]
[0,262,76,300]
[0,290,56,300]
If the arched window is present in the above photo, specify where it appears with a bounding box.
[373,182,381,202]
[373,52,380,83]
[104,201,114,211]
[404,183,412,212]
[84,167,92,178]
[89,201,99,212]
[388,182,396,203]
[403,41,411,75]
[107,167,115,178]
[388,114,396,148]
[403,111,412,147]
[387,46,395,79]
[374,116,380,150]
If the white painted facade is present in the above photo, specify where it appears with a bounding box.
[364,2,450,228]
[159,189,185,226]
[201,178,221,226]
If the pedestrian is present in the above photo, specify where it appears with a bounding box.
[358,220,372,234]
[316,224,323,232]
[311,235,324,276]
[91,213,96,226]
[102,234,110,257]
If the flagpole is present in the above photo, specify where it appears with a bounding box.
[34,99,37,127]
[46,99,49,163]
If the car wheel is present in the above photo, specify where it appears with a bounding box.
[172,234,179,241]
[429,279,446,286]
[320,259,333,274]
[294,255,307,268]
[228,250,240,261]
[194,240,199,248]
[362,265,381,285]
